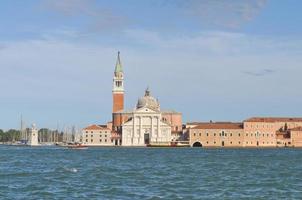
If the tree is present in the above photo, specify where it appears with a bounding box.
[0,129,4,142]
[6,129,21,142]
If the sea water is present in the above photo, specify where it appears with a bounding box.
[1,146,302,199]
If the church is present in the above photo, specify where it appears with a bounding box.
[112,52,183,146]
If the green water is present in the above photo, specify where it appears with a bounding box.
[1,146,302,199]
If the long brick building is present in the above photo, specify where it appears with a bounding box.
[188,117,302,147]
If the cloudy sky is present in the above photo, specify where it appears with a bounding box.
[0,0,301,130]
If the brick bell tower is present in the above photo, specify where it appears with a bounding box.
[112,51,124,113]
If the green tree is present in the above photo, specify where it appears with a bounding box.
[5,129,21,142]
[0,129,4,142]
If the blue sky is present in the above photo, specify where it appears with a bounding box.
[0,0,302,130]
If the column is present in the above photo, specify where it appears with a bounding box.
[132,116,136,146]
[139,116,143,145]
[151,116,154,142]
[157,116,160,141]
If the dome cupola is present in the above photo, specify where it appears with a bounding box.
[136,88,160,111]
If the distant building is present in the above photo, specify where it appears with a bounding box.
[121,89,172,146]
[188,117,302,147]
[290,127,302,147]
[81,125,121,146]
[189,122,244,147]
[28,124,39,146]
[244,117,302,147]
[110,52,183,146]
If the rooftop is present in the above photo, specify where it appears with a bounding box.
[83,124,111,131]
[245,117,302,123]
[191,122,243,130]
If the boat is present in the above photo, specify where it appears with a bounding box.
[67,143,88,150]
[147,141,190,147]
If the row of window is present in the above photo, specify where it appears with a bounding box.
[85,139,113,143]
[86,134,108,138]
[246,141,274,145]
[246,133,274,137]
[193,132,275,137]
[193,133,240,137]
[205,141,241,144]
[246,124,274,128]
[203,141,275,145]
[86,131,108,134]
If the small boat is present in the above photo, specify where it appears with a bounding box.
[67,144,88,150]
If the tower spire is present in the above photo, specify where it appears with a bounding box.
[115,51,123,73]
[112,51,124,113]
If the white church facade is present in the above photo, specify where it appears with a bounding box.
[121,89,172,146]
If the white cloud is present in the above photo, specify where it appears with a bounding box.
[1,29,301,129]
[160,0,267,28]
[41,0,127,32]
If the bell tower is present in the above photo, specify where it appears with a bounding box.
[112,51,124,113]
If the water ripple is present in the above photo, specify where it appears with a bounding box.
[1,146,302,199]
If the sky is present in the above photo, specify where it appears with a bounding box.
[0,0,302,130]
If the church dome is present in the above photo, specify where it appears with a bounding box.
[136,88,160,111]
